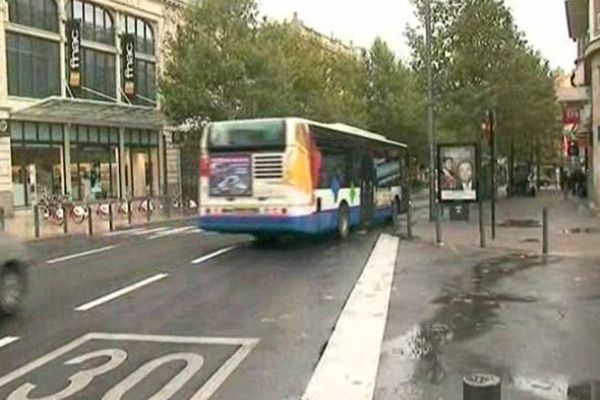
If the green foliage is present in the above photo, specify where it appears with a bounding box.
[408,0,560,163]
[160,0,427,157]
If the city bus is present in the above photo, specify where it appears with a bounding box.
[198,117,408,239]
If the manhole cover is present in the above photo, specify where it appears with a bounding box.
[499,219,541,228]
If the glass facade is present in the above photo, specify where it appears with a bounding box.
[7,0,59,32]
[4,2,165,208]
[81,48,117,100]
[10,122,65,207]
[67,0,115,45]
[7,33,61,98]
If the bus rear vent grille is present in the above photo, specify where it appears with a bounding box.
[253,154,284,180]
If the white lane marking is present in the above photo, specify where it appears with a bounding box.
[103,228,145,237]
[302,233,399,400]
[0,333,259,395]
[191,247,237,265]
[183,228,204,234]
[0,337,19,350]
[147,226,196,240]
[132,227,169,236]
[47,245,117,265]
[75,273,169,311]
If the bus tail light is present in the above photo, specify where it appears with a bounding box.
[200,156,211,177]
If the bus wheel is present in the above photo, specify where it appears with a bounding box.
[338,203,350,239]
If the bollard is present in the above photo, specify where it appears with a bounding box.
[0,207,4,232]
[542,207,549,255]
[479,200,486,248]
[463,373,501,400]
[146,198,151,223]
[435,203,442,244]
[87,205,93,236]
[33,205,40,238]
[62,203,68,234]
[407,197,413,239]
[127,198,133,225]
[109,201,114,232]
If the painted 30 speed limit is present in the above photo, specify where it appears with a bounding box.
[0,333,259,400]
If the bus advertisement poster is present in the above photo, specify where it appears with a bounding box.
[438,143,479,203]
[209,154,253,197]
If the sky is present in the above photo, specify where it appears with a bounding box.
[258,0,576,72]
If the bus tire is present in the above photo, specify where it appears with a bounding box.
[337,203,350,240]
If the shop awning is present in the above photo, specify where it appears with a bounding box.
[10,97,165,130]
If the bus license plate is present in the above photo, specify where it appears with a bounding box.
[223,208,259,214]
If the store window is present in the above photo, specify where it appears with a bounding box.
[66,0,114,45]
[6,33,61,98]
[7,0,59,32]
[70,126,119,201]
[10,122,65,207]
[124,130,159,198]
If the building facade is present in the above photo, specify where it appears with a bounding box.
[0,0,187,216]
[566,0,597,205]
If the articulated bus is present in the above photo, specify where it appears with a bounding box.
[198,118,408,239]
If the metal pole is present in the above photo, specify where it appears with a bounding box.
[146,198,151,223]
[0,207,4,232]
[542,207,549,255]
[87,205,93,236]
[109,201,114,232]
[34,205,40,239]
[127,198,132,225]
[490,111,496,240]
[407,193,413,239]
[62,203,68,235]
[425,0,436,222]
[435,202,442,244]
[478,143,486,248]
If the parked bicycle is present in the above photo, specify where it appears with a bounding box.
[38,196,88,225]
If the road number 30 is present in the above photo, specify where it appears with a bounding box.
[7,349,205,400]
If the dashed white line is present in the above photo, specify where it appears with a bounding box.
[0,337,20,350]
[132,227,169,236]
[147,226,196,240]
[191,247,237,265]
[103,228,145,237]
[46,245,117,265]
[75,273,169,311]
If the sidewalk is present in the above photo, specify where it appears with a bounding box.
[412,191,600,256]
[377,192,600,399]
[1,206,198,241]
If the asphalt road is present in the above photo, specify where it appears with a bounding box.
[0,222,381,400]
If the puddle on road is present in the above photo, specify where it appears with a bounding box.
[499,219,541,228]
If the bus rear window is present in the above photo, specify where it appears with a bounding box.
[208,120,286,150]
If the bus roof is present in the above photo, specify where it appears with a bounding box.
[209,117,408,149]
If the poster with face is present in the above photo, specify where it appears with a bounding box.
[438,144,478,202]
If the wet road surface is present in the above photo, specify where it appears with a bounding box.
[0,224,381,400]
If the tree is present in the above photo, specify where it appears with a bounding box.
[407,0,560,165]
[365,38,427,157]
